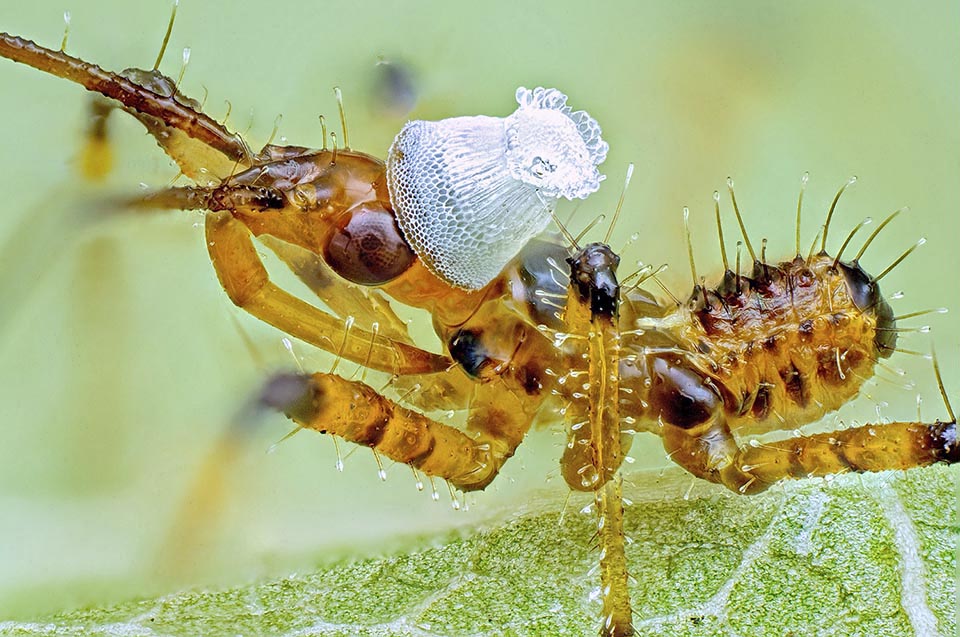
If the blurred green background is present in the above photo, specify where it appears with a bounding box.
[0,0,956,620]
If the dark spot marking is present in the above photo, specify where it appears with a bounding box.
[798,319,814,341]
[518,363,543,395]
[816,349,845,385]
[926,421,958,463]
[409,436,437,468]
[751,385,771,420]
[449,329,493,378]
[356,414,388,448]
[780,363,808,408]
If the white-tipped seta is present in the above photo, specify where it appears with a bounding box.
[387,87,608,289]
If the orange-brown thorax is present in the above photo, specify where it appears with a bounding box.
[222,149,489,326]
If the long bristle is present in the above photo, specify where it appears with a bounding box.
[795,171,809,257]
[334,87,350,149]
[153,0,180,71]
[727,178,757,262]
[683,207,698,288]
[713,191,729,271]
[59,11,71,52]
[574,214,607,245]
[853,207,906,262]
[175,47,191,89]
[550,210,581,252]
[318,114,328,150]
[832,217,872,268]
[872,238,925,283]
[603,163,634,245]
[819,176,857,254]
[931,349,956,423]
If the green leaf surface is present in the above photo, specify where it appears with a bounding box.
[1,465,955,637]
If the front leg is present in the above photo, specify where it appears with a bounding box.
[205,211,450,376]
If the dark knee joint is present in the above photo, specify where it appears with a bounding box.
[649,357,721,429]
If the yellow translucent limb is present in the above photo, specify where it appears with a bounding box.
[205,211,450,376]
[284,373,498,491]
[258,235,413,343]
[461,379,541,490]
[662,414,958,495]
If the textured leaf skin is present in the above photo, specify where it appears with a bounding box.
[0,465,955,637]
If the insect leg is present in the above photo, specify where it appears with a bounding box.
[0,34,253,171]
[205,211,451,376]
[459,380,541,490]
[263,372,518,492]
[661,409,957,494]
[257,235,414,343]
[734,418,958,490]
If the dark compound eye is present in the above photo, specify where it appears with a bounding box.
[324,203,416,285]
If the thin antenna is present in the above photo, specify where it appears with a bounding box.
[153,0,180,71]
[872,238,925,283]
[318,115,328,150]
[334,87,350,149]
[832,217,872,268]
[854,207,907,262]
[330,131,338,164]
[795,171,809,256]
[931,348,956,423]
[713,191,729,271]
[727,178,756,262]
[603,163,634,244]
[60,11,71,52]
[820,176,857,253]
[683,207,698,287]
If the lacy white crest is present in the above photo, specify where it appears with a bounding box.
[386,86,607,290]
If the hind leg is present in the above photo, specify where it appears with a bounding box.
[661,412,958,494]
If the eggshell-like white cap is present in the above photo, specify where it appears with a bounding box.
[386,87,608,289]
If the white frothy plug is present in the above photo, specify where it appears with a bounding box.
[386,87,608,289]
